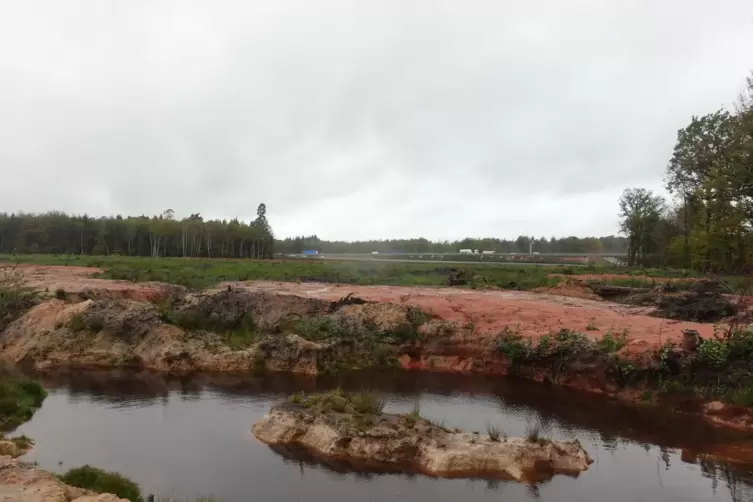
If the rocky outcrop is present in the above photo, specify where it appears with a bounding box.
[0,456,127,501]
[252,393,593,482]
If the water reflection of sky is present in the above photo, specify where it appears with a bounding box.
[13,369,753,502]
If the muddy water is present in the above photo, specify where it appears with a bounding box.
[12,370,753,502]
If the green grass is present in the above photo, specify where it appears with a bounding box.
[60,465,141,502]
[0,364,47,432]
[0,254,622,290]
[2,253,748,293]
[287,389,387,415]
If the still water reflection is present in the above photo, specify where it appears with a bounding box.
[13,369,753,501]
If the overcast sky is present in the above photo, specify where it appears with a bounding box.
[1,1,752,241]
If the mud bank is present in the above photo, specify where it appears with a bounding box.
[252,391,592,482]
[3,266,753,433]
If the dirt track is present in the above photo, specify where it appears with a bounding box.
[8,264,719,349]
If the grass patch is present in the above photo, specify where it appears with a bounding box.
[724,387,753,407]
[10,435,33,450]
[286,389,387,415]
[60,465,141,502]
[160,307,259,349]
[597,330,628,353]
[0,365,47,432]
[68,313,105,333]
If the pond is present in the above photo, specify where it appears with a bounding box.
[13,369,753,501]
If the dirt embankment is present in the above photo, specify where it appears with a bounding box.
[3,265,753,433]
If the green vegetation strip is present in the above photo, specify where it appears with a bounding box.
[0,365,47,432]
[3,253,741,292]
[497,326,753,406]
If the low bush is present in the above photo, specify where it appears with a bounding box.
[60,465,141,502]
[0,365,47,431]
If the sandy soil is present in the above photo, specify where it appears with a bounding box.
[5,264,720,349]
[3,263,179,301]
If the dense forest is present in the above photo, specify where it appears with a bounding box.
[0,205,275,259]
[275,235,627,255]
[619,73,753,272]
[0,206,626,258]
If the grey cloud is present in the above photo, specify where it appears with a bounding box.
[1,0,752,240]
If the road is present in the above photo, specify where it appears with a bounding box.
[313,254,584,266]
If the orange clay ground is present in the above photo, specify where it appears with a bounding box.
[8,263,741,351]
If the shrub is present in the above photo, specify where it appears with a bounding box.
[350,390,387,414]
[60,465,141,502]
[598,330,628,353]
[288,391,306,405]
[54,288,67,300]
[725,387,753,407]
[698,338,731,367]
[0,365,47,431]
[497,329,533,363]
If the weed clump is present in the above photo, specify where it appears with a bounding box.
[0,365,47,432]
[60,465,141,502]
[486,422,503,442]
[160,306,259,349]
[286,389,386,415]
[0,267,38,332]
[525,423,548,445]
[597,330,628,353]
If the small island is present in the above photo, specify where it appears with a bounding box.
[252,390,593,483]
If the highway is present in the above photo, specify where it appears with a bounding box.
[303,252,619,266]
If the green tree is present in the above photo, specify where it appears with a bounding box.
[618,188,665,266]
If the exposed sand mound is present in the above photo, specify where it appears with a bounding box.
[252,393,592,482]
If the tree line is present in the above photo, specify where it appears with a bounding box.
[275,235,627,255]
[619,73,753,272]
[0,204,274,259]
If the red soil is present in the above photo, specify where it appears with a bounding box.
[3,264,176,302]
[221,280,716,348]
[7,264,720,349]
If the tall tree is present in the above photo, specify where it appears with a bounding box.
[618,188,665,266]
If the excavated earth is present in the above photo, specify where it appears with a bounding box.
[2,264,753,432]
[252,398,593,482]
